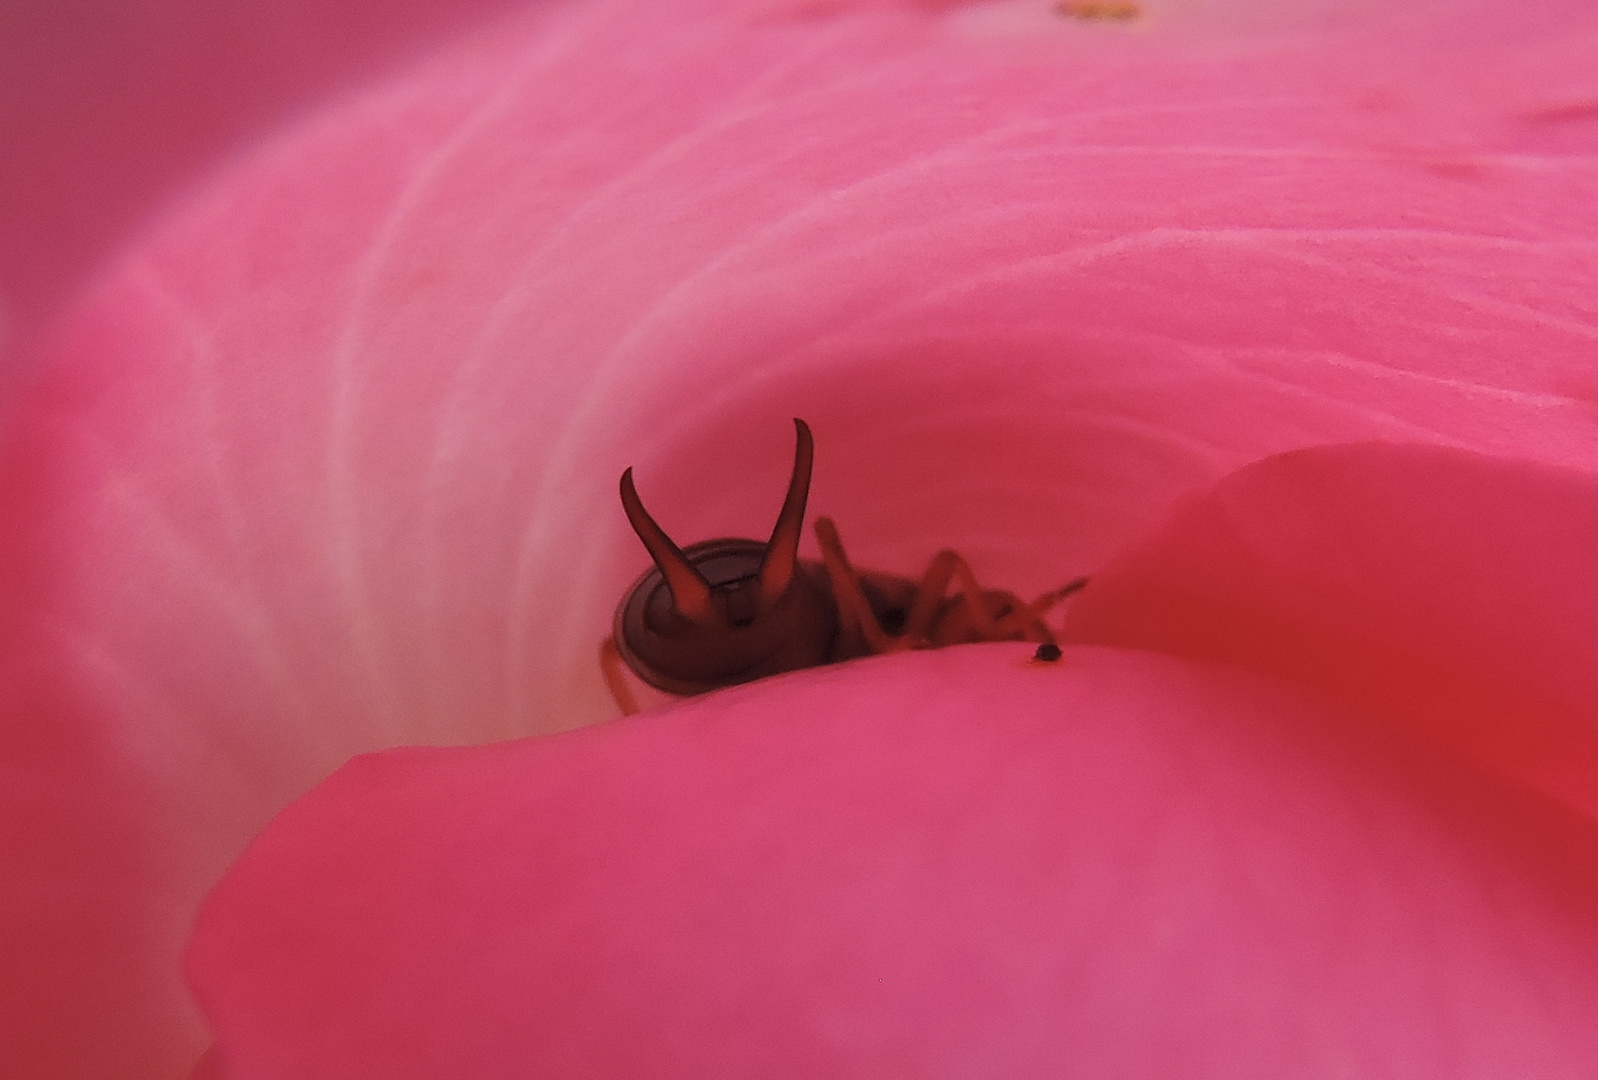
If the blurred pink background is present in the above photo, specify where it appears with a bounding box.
[0,0,517,355]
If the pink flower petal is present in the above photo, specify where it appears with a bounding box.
[188,647,1598,1076]
[1062,442,1598,819]
[0,0,517,343]
[4,0,1598,1074]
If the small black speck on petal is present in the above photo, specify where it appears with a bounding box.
[1033,643,1063,663]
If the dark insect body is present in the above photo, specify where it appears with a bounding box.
[601,419,1087,714]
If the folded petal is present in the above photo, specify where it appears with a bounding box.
[189,646,1598,1077]
[1063,442,1598,818]
[6,0,1598,1074]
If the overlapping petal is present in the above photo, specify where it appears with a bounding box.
[1062,442,1598,820]
[188,647,1598,1076]
[2,0,1597,1074]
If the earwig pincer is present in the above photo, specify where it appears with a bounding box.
[600,419,1087,714]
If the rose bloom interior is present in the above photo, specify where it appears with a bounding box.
[3,0,1598,1077]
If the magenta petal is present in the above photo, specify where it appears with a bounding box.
[1062,442,1598,818]
[189,647,1598,1077]
[8,0,1598,1074]
[0,0,517,339]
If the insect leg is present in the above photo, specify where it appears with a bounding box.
[1053,575,1090,601]
[599,635,642,715]
[898,550,961,642]
[908,549,1029,643]
[881,545,1063,646]
[813,517,907,654]
[997,576,1091,641]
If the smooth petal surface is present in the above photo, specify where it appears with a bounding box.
[0,0,517,349]
[189,646,1598,1077]
[5,0,1598,1075]
[1062,442,1598,821]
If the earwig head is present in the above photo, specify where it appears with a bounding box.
[613,419,836,695]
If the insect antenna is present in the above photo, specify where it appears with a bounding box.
[757,418,814,606]
[618,467,718,625]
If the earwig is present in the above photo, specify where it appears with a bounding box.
[600,419,1087,714]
